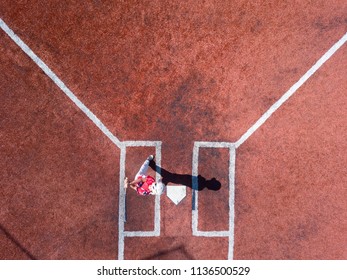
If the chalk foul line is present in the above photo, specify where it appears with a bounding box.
[0,18,122,148]
[235,31,347,148]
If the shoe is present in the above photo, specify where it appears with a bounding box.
[147,155,155,161]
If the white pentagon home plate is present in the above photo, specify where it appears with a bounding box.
[166,185,186,205]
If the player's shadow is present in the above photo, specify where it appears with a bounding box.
[149,161,221,191]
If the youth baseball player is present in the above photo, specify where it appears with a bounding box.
[124,155,164,195]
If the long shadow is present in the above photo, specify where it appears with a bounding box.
[0,224,37,260]
[143,245,195,260]
[149,161,221,191]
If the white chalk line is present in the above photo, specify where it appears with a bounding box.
[235,31,347,148]
[228,147,236,260]
[192,141,236,260]
[124,231,160,237]
[117,146,126,260]
[194,231,230,237]
[122,141,162,147]
[0,18,122,148]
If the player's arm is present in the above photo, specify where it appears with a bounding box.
[124,177,142,190]
[128,184,137,191]
[130,177,144,185]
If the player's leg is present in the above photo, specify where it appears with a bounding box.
[134,155,154,180]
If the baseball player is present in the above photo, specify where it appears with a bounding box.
[124,155,164,195]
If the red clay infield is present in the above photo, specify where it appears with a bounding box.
[1,1,346,259]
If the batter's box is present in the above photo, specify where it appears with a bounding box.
[118,141,162,260]
[192,141,236,260]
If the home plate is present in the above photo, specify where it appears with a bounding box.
[166,185,186,205]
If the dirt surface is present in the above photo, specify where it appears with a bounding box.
[1,1,346,259]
